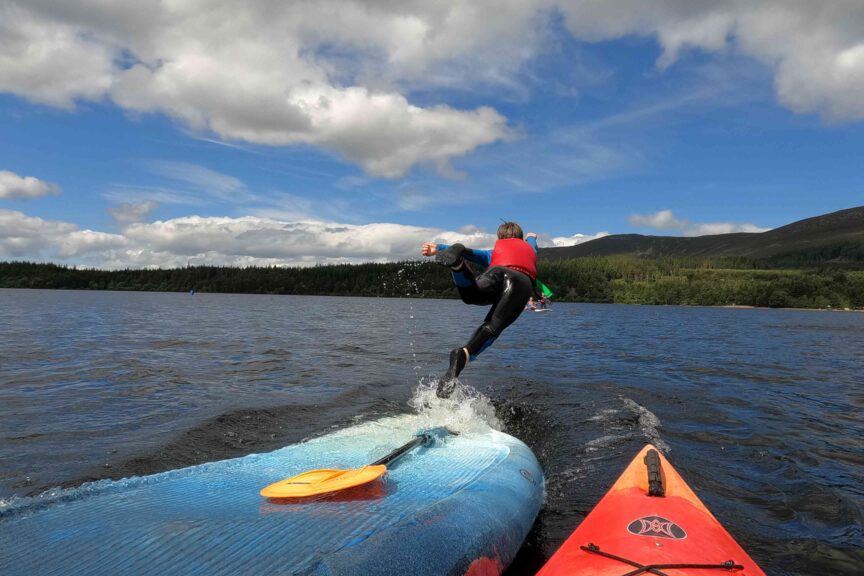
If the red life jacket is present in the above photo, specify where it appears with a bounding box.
[489,238,537,280]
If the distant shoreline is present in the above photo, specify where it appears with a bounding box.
[2,259,863,311]
[711,304,862,313]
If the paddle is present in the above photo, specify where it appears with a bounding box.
[260,430,447,499]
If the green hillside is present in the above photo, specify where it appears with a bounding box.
[541,206,864,265]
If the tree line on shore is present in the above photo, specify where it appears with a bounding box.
[1,257,862,310]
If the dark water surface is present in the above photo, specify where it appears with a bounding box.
[1,289,862,575]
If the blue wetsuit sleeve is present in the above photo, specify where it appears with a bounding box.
[467,249,492,266]
[435,244,492,267]
[526,236,538,253]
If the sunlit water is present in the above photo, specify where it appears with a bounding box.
[1,288,862,575]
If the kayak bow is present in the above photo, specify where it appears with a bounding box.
[538,444,765,575]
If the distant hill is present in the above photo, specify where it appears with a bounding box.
[541,206,864,265]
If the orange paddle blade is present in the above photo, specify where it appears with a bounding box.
[260,465,387,498]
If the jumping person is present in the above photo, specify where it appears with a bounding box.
[421,222,538,397]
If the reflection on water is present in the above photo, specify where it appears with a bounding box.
[1,289,862,575]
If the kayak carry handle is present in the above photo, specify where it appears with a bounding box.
[644,449,665,497]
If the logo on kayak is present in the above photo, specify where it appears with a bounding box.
[627,516,686,539]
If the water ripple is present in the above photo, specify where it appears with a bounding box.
[1,290,863,575]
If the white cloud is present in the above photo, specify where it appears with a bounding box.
[556,0,864,122]
[121,217,491,263]
[1,2,518,178]
[0,209,126,263]
[0,4,114,109]
[0,208,504,269]
[0,170,60,199]
[549,231,610,247]
[4,1,862,184]
[629,209,770,236]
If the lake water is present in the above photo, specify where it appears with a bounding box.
[1,288,862,575]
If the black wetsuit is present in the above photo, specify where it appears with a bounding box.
[436,238,538,361]
[453,263,534,359]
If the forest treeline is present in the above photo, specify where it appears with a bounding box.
[1,257,863,310]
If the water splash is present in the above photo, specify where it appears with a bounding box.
[408,376,502,433]
[396,262,426,374]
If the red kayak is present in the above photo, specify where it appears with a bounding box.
[538,445,765,575]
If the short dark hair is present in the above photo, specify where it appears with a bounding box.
[497,221,523,239]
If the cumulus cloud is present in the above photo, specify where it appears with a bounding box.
[0,210,126,264]
[1,205,618,268]
[0,2,517,178]
[0,4,114,109]
[629,209,770,236]
[3,2,861,183]
[0,170,60,199]
[120,217,496,263]
[556,0,864,122]
[0,208,503,269]
[117,83,509,178]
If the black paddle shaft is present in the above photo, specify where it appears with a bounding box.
[372,434,431,467]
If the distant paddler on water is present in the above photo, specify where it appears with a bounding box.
[421,221,539,398]
[527,282,554,311]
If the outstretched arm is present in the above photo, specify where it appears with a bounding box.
[437,243,491,266]
[421,242,491,266]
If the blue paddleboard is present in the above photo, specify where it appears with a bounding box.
[0,414,544,575]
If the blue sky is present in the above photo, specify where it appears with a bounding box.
[1,2,862,268]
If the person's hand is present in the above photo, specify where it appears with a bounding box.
[526,232,538,239]
[421,242,438,257]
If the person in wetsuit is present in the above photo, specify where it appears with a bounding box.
[421,221,538,397]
